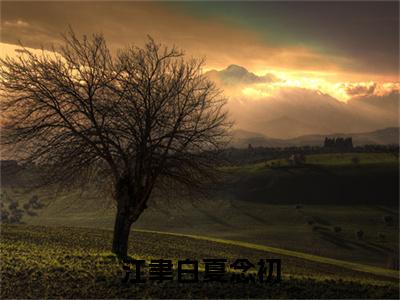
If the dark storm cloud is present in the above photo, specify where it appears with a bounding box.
[1,1,398,79]
[170,1,399,77]
[0,1,275,70]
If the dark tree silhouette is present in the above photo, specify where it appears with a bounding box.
[0,30,231,257]
[324,137,353,150]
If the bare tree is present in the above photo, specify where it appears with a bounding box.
[0,30,231,257]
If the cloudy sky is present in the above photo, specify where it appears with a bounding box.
[1,1,399,137]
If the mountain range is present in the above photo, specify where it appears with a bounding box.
[205,65,399,139]
[231,127,399,148]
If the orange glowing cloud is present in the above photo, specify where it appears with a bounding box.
[2,1,397,86]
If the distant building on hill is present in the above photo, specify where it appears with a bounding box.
[324,137,353,150]
[288,153,306,166]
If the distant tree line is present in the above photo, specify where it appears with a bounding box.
[323,137,353,149]
[0,193,44,224]
[222,144,399,165]
[2,143,398,172]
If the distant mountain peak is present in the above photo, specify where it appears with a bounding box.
[206,64,275,85]
[226,64,248,73]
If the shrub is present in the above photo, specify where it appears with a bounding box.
[351,156,360,165]
[29,195,44,209]
[0,208,9,222]
[383,215,393,226]
[355,230,364,240]
[29,195,39,204]
[2,196,44,224]
[312,226,327,232]
[386,255,400,270]
[333,226,342,233]
[8,212,22,224]
[10,207,25,223]
[26,210,38,217]
[8,201,18,210]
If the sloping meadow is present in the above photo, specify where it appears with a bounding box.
[1,225,398,298]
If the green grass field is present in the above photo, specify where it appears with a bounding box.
[225,152,399,172]
[19,199,398,269]
[1,152,399,298]
[305,153,398,166]
[1,225,399,298]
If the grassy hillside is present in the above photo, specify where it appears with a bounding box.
[1,152,398,295]
[1,225,398,299]
[223,152,398,205]
[305,153,398,165]
[17,196,397,270]
[227,152,398,170]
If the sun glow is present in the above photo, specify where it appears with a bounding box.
[239,69,399,102]
[240,71,351,102]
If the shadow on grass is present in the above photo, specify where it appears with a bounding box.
[319,231,394,255]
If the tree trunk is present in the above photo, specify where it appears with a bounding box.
[111,176,148,258]
[112,208,133,258]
